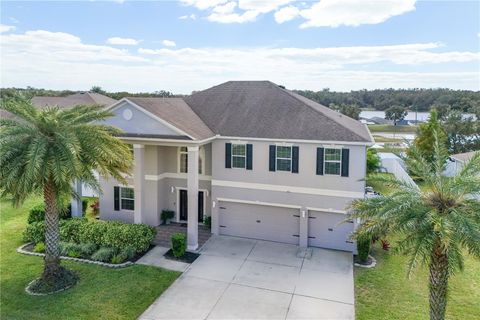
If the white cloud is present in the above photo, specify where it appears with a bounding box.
[274,6,300,23]
[208,10,259,23]
[162,40,177,47]
[0,24,16,33]
[213,1,237,14]
[106,37,140,45]
[181,0,229,10]
[298,0,417,28]
[9,17,20,24]
[179,14,197,20]
[2,29,478,93]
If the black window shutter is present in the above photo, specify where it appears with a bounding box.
[246,144,253,170]
[316,148,324,175]
[341,148,350,177]
[269,145,276,171]
[114,186,120,211]
[292,146,299,173]
[225,143,232,168]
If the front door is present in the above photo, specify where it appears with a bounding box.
[179,190,204,223]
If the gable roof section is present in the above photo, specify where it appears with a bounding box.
[183,81,372,143]
[121,97,215,140]
[32,92,116,108]
[451,151,478,163]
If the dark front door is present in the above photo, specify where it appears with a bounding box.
[179,190,204,223]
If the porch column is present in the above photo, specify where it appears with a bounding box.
[187,146,199,251]
[299,207,308,248]
[70,180,83,217]
[133,144,145,224]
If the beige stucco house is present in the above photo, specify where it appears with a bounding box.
[96,81,374,252]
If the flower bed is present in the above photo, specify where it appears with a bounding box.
[22,218,157,265]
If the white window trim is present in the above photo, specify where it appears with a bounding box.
[177,146,205,174]
[119,186,135,211]
[324,148,342,176]
[276,145,293,172]
[231,143,247,169]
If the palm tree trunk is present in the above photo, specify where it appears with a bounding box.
[42,179,62,282]
[429,243,449,320]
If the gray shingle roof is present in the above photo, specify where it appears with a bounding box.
[32,92,116,108]
[183,81,372,142]
[126,97,215,140]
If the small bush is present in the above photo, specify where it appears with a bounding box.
[171,233,186,258]
[27,203,72,224]
[59,218,85,243]
[67,250,81,258]
[23,222,44,244]
[357,236,371,263]
[111,252,127,264]
[79,243,97,256]
[59,242,82,257]
[161,210,175,224]
[121,246,136,260]
[33,242,45,253]
[91,247,115,262]
[203,216,212,228]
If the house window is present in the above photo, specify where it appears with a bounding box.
[178,147,203,174]
[324,148,342,175]
[276,146,292,171]
[120,187,135,210]
[232,144,246,168]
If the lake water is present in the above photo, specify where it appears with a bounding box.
[360,111,476,121]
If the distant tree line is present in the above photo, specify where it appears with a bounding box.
[294,88,480,114]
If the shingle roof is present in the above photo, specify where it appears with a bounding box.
[126,97,215,140]
[451,151,478,163]
[32,92,116,108]
[183,81,372,142]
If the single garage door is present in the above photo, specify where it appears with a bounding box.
[308,211,355,251]
[219,202,300,245]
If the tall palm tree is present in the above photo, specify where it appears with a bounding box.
[0,95,132,291]
[350,133,480,320]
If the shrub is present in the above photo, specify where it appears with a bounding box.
[59,242,82,257]
[90,200,100,216]
[79,243,97,256]
[27,203,72,224]
[33,242,45,253]
[23,219,156,254]
[357,236,371,263]
[121,246,136,260]
[23,222,44,244]
[111,252,127,264]
[203,216,212,228]
[171,233,186,258]
[67,250,81,258]
[161,210,175,224]
[91,247,115,262]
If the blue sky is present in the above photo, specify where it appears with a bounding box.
[1,0,479,93]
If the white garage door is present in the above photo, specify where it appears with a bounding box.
[308,211,355,251]
[219,202,300,245]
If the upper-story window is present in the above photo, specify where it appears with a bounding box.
[232,144,246,168]
[178,147,204,174]
[276,146,292,171]
[324,148,342,175]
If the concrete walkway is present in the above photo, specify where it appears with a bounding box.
[139,236,354,319]
[136,246,190,272]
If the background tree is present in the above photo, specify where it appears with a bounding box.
[0,96,132,293]
[90,85,106,94]
[329,103,361,120]
[410,109,447,163]
[350,135,480,320]
[442,110,480,153]
[385,105,408,125]
[366,148,381,173]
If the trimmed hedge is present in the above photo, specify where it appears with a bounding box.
[357,236,371,263]
[24,219,156,254]
[171,233,186,258]
[27,200,88,224]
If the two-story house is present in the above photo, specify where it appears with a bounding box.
[97,81,374,252]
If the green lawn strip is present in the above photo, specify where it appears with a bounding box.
[372,135,403,143]
[0,197,180,320]
[355,243,480,320]
[368,124,418,133]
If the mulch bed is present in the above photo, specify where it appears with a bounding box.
[164,249,200,264]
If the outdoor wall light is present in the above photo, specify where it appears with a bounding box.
[212,201,216,208]
[170,186,175,193]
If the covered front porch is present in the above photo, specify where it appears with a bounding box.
[154,222,212,248]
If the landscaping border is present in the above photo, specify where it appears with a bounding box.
[17,243,133,268]
[354,255,377,268]
[25,278,76,296]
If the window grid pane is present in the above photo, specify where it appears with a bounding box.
[232,156,246,168]
[325,162,341,175]
[232,144,246,156]
[325,149,341,161]
[121,187,134,199]
[277,159,292,171]
[180,153,188,173]
[276,146,291,158]
[121,199,134,210]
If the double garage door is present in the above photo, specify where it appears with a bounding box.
[218,202,355,251]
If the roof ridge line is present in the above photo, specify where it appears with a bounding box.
[280,88,370,142]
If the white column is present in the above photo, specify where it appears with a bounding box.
[70,180,83,217]
[187,146,199,251]
[133,144,145,224]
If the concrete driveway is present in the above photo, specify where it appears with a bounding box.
[140,236,354,320]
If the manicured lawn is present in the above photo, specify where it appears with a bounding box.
[0,197,180,320]
[368,124,418,133]
[355,243,480,320]
[372,135,403,143]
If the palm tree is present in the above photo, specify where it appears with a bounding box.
[350,133,480,320]
[0,95,132,292]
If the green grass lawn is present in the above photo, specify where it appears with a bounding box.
[355,243,480,320]
[368,124,418,133]
[0,197,180,320]
[372,135,403,143]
